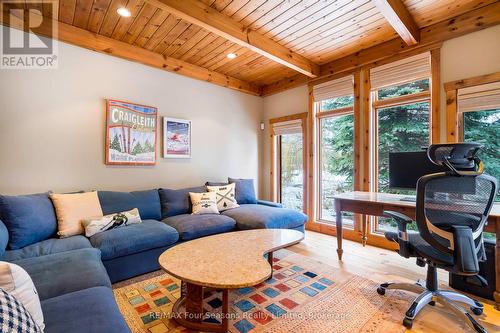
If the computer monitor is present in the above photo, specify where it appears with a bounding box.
[389,151,446,190]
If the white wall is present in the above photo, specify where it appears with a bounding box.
[260,25,500,200]
[0,27,263,195]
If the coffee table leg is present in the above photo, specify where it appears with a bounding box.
[268,252,274,278]
[185,283,203,323]
[222,289,229,333]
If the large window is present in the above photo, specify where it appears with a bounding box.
[372,78,431,233]
[463,109,500,201]
[318,96,355,226]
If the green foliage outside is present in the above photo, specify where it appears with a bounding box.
[280,133,304,210]
[463,109,500,200]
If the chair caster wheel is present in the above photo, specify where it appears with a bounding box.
[471,307,483,316]
[377,287,386,295]
[403,317,413,329]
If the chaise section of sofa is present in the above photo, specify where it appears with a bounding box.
[222,203,307,232]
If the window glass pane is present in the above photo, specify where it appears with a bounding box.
[320,95,354,111]
[378,79,429,100]
[463,108,500,201]
[319,114,355,227]
[280,133,303,211]
[376,101,430,232]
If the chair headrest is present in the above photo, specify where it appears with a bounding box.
[427,143,484,175]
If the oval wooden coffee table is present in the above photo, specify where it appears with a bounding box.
[158,229,304,333]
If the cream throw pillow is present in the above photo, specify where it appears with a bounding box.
[189,192,219,215]
[206,183,239,212]
[0,262,44,330]
[50,191,103,238]
[82,208,142,237]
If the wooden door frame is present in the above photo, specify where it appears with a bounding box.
[269,112,309,213]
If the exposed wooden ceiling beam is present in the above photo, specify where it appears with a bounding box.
[262,2,500,96]
[146,0,320,78]
[0,9,261,96]
[372,0,420,46]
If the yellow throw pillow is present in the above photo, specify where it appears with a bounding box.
[50,191,103,238]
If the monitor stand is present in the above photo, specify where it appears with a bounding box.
[400,196,416,202]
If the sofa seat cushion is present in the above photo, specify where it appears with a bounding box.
[14,248,111,300]
[89,220,179,260]
[42,286,130,333]
[3,236,91,262]
[162,214,236,241]
[98,190,161,221]
[222,204,307,230]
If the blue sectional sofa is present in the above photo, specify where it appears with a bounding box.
[0,185,307,333]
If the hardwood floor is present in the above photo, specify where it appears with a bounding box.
[288,230,500,333]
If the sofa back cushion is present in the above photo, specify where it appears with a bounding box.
[159,186,206,219]
[0,193,57,250]
[228,178,257,204]
[97,190,161,221]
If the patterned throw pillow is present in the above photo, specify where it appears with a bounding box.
[189,192,219,215]
[206,183,239,212]
[0,262,44,330]
[82,208,142,237]
[0,288,42,333]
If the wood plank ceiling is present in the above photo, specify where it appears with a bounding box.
[12,0,500,94]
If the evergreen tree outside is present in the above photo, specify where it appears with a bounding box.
[110,134,122,152]
[280,133,304,211]
[463,109,500,201]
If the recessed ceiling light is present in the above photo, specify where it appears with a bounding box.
[117,7,131,17]
[226,53,237,59]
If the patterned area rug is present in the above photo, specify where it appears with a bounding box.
[113,250,411,333]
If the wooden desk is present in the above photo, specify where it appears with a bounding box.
[333,191,500,310]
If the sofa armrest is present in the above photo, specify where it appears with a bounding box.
[257,200,283,208]
[0,219,8,259]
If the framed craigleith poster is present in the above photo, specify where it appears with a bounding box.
[105,99,157,165]
[163,118,191,158]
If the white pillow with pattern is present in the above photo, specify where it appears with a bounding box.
[206,183,239,212]
[189,192,219,215]
[0,262,44,331]
[82,208,142,237]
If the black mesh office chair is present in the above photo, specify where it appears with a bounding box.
[377,143,498,333]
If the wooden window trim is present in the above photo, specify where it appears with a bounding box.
[445,72,500,143]
[269,112,308,213]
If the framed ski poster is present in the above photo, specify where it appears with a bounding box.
[105,99,157,166]
[163,118,191,158]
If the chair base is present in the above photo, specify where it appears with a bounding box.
[377,281,486,333]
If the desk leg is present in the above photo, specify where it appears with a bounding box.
[335,200,343,260]
[494,224,500,310]
[361,215,368,246]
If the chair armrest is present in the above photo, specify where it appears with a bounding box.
[257,200,283,208]
[383,210,414,258]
